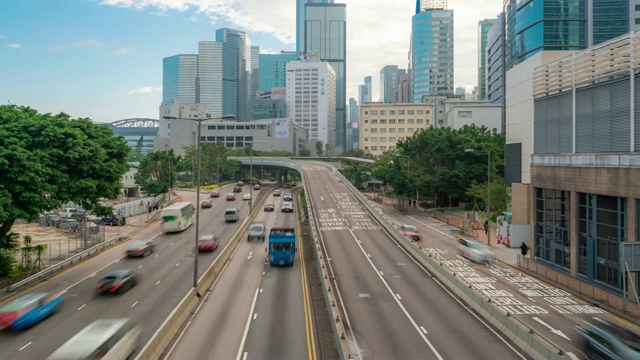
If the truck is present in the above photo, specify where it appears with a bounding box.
[268,228,296,266]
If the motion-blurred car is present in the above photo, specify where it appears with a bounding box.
[95,270,138,295]
[576,319,640,360]
[283,193,293,201]
[226,193,236,201]
[247,223,266,242]
[0,293,63,331]
[281,202,294,212]
[400,225,421,241]
[198,234,219,252]
[126,240,156,258]
[210,190,220,198]
[233,185,243,193]
[273,189,281,197]
[456,237,493,263]
[201,199,213,208]
[253,184,261,190]
[264,203,275,212]
[242,193,251,200]
[101,216,126,226]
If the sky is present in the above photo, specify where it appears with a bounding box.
[0,0,503,123]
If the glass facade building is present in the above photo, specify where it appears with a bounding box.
[380,65,405,103]
[303,3,347,151]
[296,0,334,55]
[197,41,223,118]
[359,76,372,104]
[591,0,629,46]
[478,19,496,101]
[258,51,298,93]
[486,13,505,132]
[162,54,198,103]
[411,9,454,102]
[216,28,248,121]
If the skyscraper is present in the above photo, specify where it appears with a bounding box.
[250,46,260,113]
[380,65,405,103]
[411,4,454,102]
[303,2,347,152]
[296,0,334,55]
[259,51,298,92]
[359,76,372,104]
[197,41,223,118]
[216,28,249,121]
[477,19,496,100]
[486,13,505,132]
[162,54,198,103]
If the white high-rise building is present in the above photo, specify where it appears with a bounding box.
[286,58,336,155]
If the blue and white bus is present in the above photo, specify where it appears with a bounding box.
[161,202,194,233]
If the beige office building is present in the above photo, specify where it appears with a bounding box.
[359,103,433,156]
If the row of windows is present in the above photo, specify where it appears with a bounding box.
[201,136,254,142]
[363,137,406,142]
[364,128,414,133]
[363,109,426,115]
[206,125,268,130]
[364,119,426,124]
[364,145,395,151]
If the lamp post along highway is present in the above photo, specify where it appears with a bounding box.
[465,149,491,245]
[395,154,415,207]
[163,114,235,290]
[246,140,267,213]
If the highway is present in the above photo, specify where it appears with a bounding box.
[298,162,528,360]
[166,188,312,360]
[0,184,262,360]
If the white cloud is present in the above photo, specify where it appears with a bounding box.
[6,44,21,49]
[100,0,502,101]
[127,86,162,94]
[0,35,5,39]
[112,47,131,55]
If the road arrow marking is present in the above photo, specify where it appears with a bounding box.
[533,317,571,340]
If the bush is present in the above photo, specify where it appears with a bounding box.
[0,250,16,278]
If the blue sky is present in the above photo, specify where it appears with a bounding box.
[0,0,502,123]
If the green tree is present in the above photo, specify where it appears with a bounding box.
[135,150,177,194]
[315,141,324,157]
[324,143,331,157]
[465,176,510,218]
[340,148,374,159]
[344,164,372,187]
[298,148,311,157]
[0,105,130,243]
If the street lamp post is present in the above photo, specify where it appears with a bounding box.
[246,140,267,213]
[394,154,416,206]
[465,149,491,245]
[163,114,235,290]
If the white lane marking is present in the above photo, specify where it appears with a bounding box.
[89,273,96,277]
[367,253,371,258]
[260,288,263,293]
[532,317,571,340]
[171,243,174,246]
[155,254,159,258]
[567,352,580,360]
[380,271,384,276]
[248,251,253,260]
[528,297,536,303]
[77,304,86,311]
[236,289,260,360]
[347,228,444,359]
[188,251,192,255]
[155,280,161,286]
[131,301,138,308]
[593,317,608,324]
[19,342,32,351]
[253,313,257,320]
[420,326,428,334]
[396,294,402,300]
[242,352,248,360]
[114,259,120,263]
[321,196,324,201]
[176,263,180,267]
[138,265,143,269]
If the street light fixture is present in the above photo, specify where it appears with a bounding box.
[465,148,491,245]
[163,114,235,290]
[245,140,267,213]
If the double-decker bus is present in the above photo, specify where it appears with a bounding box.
[161,202,194,233]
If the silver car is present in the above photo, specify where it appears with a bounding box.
[575,320,640,360]
[456,237,493,263]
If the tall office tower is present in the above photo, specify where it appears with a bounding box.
[454,86,465,96]
[411,4,454,102]
[477,19,496,100]
[303,2,347,152]
[416,0,446,12]
[396,70,412,103]
[162,54,198,103]
[590,0,630,46]
[286,58,336,154]
[359,76,372,104]
[296,0,334,55]
[197,41,224,118]
[348,98,359,150]
[215,28,249,120]
[259,51,298,92]
[250,46,260,118]
[486,13,505,132]
[380,65,405,103]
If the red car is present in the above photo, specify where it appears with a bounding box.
[226,193,236,201]
[273,189,281,197]
[201,200,213,208]
[253,184,261,190]
[210,190,220,198]
[198,234,218,252]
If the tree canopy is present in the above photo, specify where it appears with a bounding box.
[0,104,130,243]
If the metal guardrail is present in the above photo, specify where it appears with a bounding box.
[334,168,570,360]
[6,235,129,293]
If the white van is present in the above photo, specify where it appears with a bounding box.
[47,318,141,360]
[58,208,78,218]
[224,208,240,223]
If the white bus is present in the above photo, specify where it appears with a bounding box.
[161,201,195,233]
[47,318,141,360]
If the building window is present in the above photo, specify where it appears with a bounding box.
[389,146,395,150]
[535,189,571,271]
[380,110,386,115]
[417,119,424,124]
[371,119,377,124]
[364,111,369,115]
[458,111,472,118]
[398,110,404,115]
[364,137,369,141]
[380,128,387,133]
[398,128,405,133]
[371,146,377,151]
[398,119,405,124]
[380,137,386,142]
[389,128,396,133]
[407,110,414,115]
[371,137,377,142]
[364,129,369,133]
[408,119,414,124]
[389,110,395,115]
[398,137,405,141]
[380,146,387,151]
[389,119,396,124]
[389,137,396,142]
[408,128,415,133]
[380,119,386,124]
[371,110,377,115]
[416,110,423,114]
[364,119,369,124]
[371,128,377,133]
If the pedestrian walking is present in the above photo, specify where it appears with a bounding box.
[520,242,529,257]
